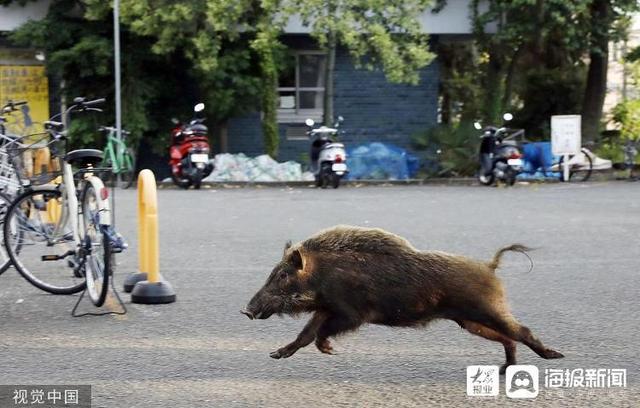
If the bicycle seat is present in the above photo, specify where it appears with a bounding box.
[65,149,104,167]
[44,121,64,132]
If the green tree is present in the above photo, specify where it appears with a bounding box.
[469,0,591,123]
[108,0,272,153]
[8,0,161,148]
[581,0,639,140]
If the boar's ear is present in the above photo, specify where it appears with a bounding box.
[290,249,303,269]
[283,240,292,258]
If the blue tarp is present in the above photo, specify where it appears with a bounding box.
[519,142,560,180]
[346,143,419,180]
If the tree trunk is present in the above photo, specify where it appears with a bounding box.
[581,0,610,141]
[484,47,504,123]
[217,120,228,153]
[437,42,453,125]
[501,45,522,112]
[323,30,336,126]
[261,58,279,158]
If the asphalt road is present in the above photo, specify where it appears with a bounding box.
[1,182,638,407]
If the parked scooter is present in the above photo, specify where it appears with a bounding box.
[169,103,214,189]
[475,113,524,186]
[305,116,348,188]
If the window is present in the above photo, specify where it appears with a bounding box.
[277,51,326,123]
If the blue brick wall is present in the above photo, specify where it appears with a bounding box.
[332,48,439,154]
[227,112,264,156]
[227,42,439,163]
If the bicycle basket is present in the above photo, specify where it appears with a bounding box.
[8,140,63,187]
[0,146,20,195]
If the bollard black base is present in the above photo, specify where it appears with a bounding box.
[123,272,148,293]
[131,280,176,304]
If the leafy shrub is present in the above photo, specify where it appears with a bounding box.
[412,122,479,177]
[598,99,640,165]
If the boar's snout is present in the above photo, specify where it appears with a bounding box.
[240,306,272,320]
[241,292,274,320]
[240,309,254,320]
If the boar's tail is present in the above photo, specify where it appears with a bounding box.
[488,244,534,272]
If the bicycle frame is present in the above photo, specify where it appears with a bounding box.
[103,128,131,174]
[47,157,111,247]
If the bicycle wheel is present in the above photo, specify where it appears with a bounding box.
[3,187,86,294]
[118,148,136,189]
[0,190,16,275]
[559,150,593,182]
[81,183,110,306]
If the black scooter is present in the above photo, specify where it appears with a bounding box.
[476,113,524,186]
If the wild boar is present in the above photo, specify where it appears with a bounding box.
[241,225,563,373]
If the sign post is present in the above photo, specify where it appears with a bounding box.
[551,115,581,181]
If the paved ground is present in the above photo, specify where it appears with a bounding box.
[0,182,638,407]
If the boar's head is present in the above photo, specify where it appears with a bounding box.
[241,241,317,320]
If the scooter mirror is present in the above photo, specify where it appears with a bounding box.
[194,103,205,113]
[503,113,513,121]
[337,116,344,122]
[171,117,180,125]
[305,118,315,127]
[474,122,482,130]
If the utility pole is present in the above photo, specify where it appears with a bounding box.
[114,0,122,141]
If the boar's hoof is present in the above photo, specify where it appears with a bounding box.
[315,338,334,355]
[270,348,295,359]
[543,349,564,359]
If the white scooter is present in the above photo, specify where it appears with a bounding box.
[305,117,348,189]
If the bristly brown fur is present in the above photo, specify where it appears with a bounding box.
[488,244,533,271]
[244,225,563,370]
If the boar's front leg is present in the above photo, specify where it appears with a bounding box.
[315,314,363,355]
[270,312,328,359]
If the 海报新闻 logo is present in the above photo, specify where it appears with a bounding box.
[506,365,539,398]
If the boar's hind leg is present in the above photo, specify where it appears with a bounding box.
[270,312,328,359]
[458,320,516,375]
[484,314,564,361]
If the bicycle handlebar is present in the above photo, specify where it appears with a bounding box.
[83,98,106,108]
[98,126,130,135]
[1,100,28,114]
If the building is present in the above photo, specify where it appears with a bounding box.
[2,0,478,162]
[0,0,51,133]
[229,3,478,161]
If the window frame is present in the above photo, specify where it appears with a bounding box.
[277,50,326,123]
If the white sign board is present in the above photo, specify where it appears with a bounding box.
[551,115,581,155]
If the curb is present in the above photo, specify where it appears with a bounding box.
[155,169,630,189]
[155,177,556,189]
[157,178,479,189]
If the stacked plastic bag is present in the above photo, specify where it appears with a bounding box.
[346,143,419,180]
[204,153,314,182]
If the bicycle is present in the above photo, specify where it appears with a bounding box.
[0,100,49,275]
[551,147,594,182]
[100,126,136,189]
[3,97,126,306]
[0,100,31,197]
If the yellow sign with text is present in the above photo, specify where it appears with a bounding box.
[0,65,49,135]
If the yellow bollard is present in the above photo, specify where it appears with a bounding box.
[46,198,62,225]
[130,169,176,304]
[34,146,51,176]
[137,169,160,283]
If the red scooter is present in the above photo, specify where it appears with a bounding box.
[169,103,214,189]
